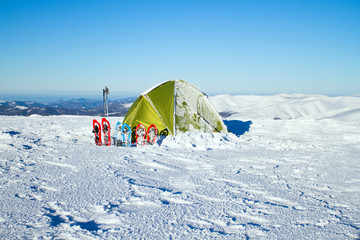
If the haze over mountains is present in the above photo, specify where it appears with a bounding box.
[1,94,359,121]
[0,97,136,116]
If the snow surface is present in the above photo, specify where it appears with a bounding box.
[1,94,360,239]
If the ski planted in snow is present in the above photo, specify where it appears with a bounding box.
[92,119,102,146]
[121,123,132,147]
[147,124,158,145]
[102,118,111,146]
[136,123,146,146]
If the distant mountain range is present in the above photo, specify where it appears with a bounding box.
[0,97,136,116]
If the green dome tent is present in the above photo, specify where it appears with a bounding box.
[123,80,227,139]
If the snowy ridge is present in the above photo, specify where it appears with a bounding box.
[1,94,360,239]
[210,94,360,121]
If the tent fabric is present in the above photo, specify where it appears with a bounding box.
[146,80,175,134]
[123,80,227,139]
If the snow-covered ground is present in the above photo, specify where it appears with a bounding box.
[1,94,360,239]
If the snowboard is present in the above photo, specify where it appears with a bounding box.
[121,123,132,147]
[92,119,102,146]
[102,118,111,146]
[136,123,146,146]
[147,124,158,145]
[114,121,122,146]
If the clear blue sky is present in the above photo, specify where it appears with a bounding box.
[1,0,359,98]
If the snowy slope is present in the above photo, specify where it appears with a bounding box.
[210,94,360,121]
[1,94,360,239]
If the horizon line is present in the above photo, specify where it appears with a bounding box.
[1,91,359,103]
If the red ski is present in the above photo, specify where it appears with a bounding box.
[92,119,102,146]
[102,118,111,146]
[136,123,146,146]
[147,124,158,145]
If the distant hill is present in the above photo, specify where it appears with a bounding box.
[0,98,136,116]
[210,94,360,121]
